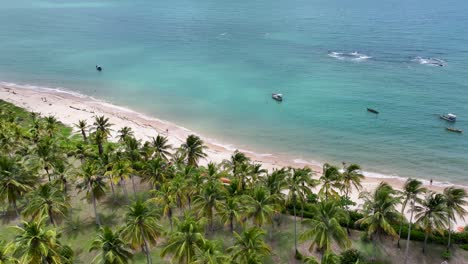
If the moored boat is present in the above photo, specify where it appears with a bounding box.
[367,108,379,114]
[440,113,456,122]
[446,127,463,133]
[272,93,283,102]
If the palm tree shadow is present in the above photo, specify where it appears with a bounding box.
[100,212,120,227]
[62,216,90,239]
[0,210,20,224]
[102,193,128,209]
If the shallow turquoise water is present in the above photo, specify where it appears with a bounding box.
[1,0,468,184]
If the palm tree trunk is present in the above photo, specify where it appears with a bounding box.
[372,233,377,261]
[230,216,234,233]
[98,143,103,156]
[121,178,129,201]
[131,175,137,197]
[92,191,101,226]
[397,203,407,248]
[81,130,87,142]
[169,208,173,232]
[13,201,20,217]
[45,167,51,181]
[345,189,351,235]
[293,198,298,255]
[447,220,452,249]
[423,232,429,254]
[48,208,56,226]
[109,179,116,199]
[142,232,152,264]
[404,205,414,264]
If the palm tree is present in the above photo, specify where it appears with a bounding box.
[414,192,448,254]
[397,178,426,247]
[74,119,89,142]
[180,135,207,167]
[121,200,162,264]
[44,116,59,137]
[319,163,341,200]
[340,163,364,233]
[357,182,401,260]
[0,240,16,264]
[299,201,350,261]
[0,155,36,216]
[222,150,250,175]
[192,239,229,264]
[151,134,172,161]
[117,126,134,142]
[106,160,133,200]
[89,226,133,264]
[10,217,62,263]
[150,183,176,231]
[286,167,313,254]
[215,196,244,233]
[227,227,271,264]
[35,137,59,181]
[245,187,279,229]
[161,213,206,264]
[23,183,70,226]
[141,157,168,189]
[76,162,107,226]
[443,187,467,249]
[93,116,113,155]
[193,181,223,232]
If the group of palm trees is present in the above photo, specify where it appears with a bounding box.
[0,102,467,264]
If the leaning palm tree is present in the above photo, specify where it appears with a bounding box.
[397,178,426,247]
[227,226,271,264]
[299,201,350,262]
[340,164,364,233]
[89,226,133,264]
[10,217,62,263]
[180,135,207,167]
[414,192,448,254]
[285,167,313,255]
[443,187,467,249]
[161,213,206,264]
[0,155,36,216]
[23,183,70,226]
[74,119,89,142]
[121,200,162,264]
[357,182,401,260]
[150,134,172,161]
[76,162,107,226]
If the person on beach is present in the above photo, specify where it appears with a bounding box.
[430,179,433,186]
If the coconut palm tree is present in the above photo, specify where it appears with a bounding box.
[161,213,206,264]
[357,182,401,260]
[193,181,223,232]
[150,183,176,231]
[299,201,350,261]
[319,163,341,200]
[23,183,70,226]
[227,227,271,264]
[245,187,279,229]
[340,163,364,233]
[150,134,172,161]
[106,160,133,200]
[215,196,244,233]
[117,126,134,142]
[192,239,229,264]
[76,162,107,226]
[443,187,467,249]
[397,178,426,247]
[414,192,448,254]
[180,135,207,167]
[74,119,89,142]
[35,136,59,181]
[121,200,162,264]
[285,167,314,254]
[262,168,287,199]
[222,150,250,176]
[0,155,36,216]
[93,116,113,155]
[141,157,168,190]
[44,116,59,138]
[10,217,62,263]
[0,240,17,263]
[89,226,133,264]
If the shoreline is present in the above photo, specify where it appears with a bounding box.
[1,81,467,227]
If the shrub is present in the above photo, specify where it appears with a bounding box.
[441,250,451,260]
[340,249,362,264]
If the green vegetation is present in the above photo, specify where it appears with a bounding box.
[0,99,467,263]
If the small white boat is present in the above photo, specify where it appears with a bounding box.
[272,93,283,102]
[440,113,456,122]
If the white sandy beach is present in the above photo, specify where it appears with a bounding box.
[1,82,467,229]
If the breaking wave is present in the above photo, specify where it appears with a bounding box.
[328,51,372,61]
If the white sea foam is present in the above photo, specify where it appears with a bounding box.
[412,56,446,67]
[328,51,372,61]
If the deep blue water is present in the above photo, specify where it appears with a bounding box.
[1,0,468,184]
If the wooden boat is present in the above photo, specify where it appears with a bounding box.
[446,127,463,133]
[272,93,283,102]
[367,108,379,114]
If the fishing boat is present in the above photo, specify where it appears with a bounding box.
[272,93,283,102]
[446,127,463,133]
[440,113,456,122]
[367,108,379,114]
[96,65,102,71]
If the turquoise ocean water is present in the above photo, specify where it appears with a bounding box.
[1,0,468,184]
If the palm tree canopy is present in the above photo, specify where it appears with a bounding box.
[227,227,271,264]
[299,201,350,252]
[121,200,162,249]
[89,226,133,264]
[151,134,172,161]
[443,186,467,221]
[180,135,207,167]
[341,163,364,194]
[414,192,448,236]
[245,187,279,227]
[23,183,70,225]
[401,178,426,210]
